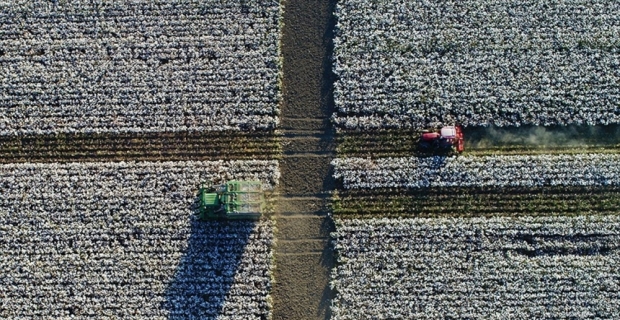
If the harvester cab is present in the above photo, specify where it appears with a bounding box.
[419,125,464,154]
[198,180,265,220]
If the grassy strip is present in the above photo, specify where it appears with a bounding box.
[333,186,620,218]
[0,130,282,163]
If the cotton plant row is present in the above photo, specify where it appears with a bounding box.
[332,153,620,189]
[331,215,620,319]
[332,0,620,130]
[0,0,281,135]
[0,160,278,319]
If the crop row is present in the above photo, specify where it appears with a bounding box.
[0,0,281,135]
[333,153,620,189]
[333,0,620,130]
[0,160,278,318]
[331,215,620,319]
[334,186,620,218]
[0,130,281,163]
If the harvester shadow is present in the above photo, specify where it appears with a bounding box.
[162,195,257,319]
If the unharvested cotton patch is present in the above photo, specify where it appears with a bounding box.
[333,0,620,130]
[0,160,278,318]
[0,0,281,135]
[331,216,620,319]
[333,154,620,189]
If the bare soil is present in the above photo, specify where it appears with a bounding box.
[276,196,331,216]
[280,0,335,120]
[276,215,334,239]
[283,131,335,154]
[271,0,337,318]
[272,245,333,319]
[279,156,334,195]
[279,118,332,131]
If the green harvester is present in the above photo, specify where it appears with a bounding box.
[198,180,265,220]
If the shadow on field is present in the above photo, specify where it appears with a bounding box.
[318,0,337,318]
[318,216,336,319]
[162,196,256,318]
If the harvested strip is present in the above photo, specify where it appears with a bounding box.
[0,130,281,163]
[334,186,620,218]
[0,160,278,318]
[331,216,620,319]
[337,125,620,157]
[332,154,620,189]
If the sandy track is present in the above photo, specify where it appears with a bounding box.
[271,0,337,319]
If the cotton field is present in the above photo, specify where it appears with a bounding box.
[0,0,281,135]
[332,0,620,130]
[0,160,278,318]
[333,153,620,189]
[331,216,620,319]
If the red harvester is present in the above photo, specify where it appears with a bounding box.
[418,125,464,154]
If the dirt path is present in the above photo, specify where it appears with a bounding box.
[272,0,337,319]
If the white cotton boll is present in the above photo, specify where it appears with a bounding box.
[0,1,280,135]
[332,0,620,130]
[0,160,278,318]
[331,215,620,319]
[333,154,620,189]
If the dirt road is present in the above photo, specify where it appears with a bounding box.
[271,0,337,319]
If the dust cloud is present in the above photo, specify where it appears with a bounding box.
[464,124,620,149]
